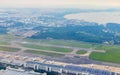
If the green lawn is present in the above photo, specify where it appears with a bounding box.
[24,39,105,50]
[21,44,72,53]
[90,45,120,64]
[76,50,87,54]
[25,39,95,48]
[0,34,19,40]
[0,34,19,45]
[24,39,120,64]
[0,41,10,45]
[25,50,64,57]
[0,46,20,52]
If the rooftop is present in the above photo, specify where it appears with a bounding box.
[0,68,47,75]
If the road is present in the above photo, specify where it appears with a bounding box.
[0,39,120,68]
[0,39,106,58]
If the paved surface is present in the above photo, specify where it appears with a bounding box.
[0,39,120,68]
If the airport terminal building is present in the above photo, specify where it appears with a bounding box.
[25,61,118,75]
[0,68,47,75]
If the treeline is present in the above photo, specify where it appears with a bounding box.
[0,26,8,34]
[30,23,120,44]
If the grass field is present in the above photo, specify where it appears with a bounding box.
[25,39,94,48]
[0,34,19,40]
[25,50,64,57]
[90,45,120,64]
[21,44,72,53]
[0,34,19,45]
[24,39,120,64]
[0,46,20,52]
[0,41,10,45]
[24,39,106,50]
[1,34,120,64]
[76,50,87,54]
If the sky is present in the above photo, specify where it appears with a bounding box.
[0,0,120,9]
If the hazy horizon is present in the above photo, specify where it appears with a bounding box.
[0,0,120,9]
